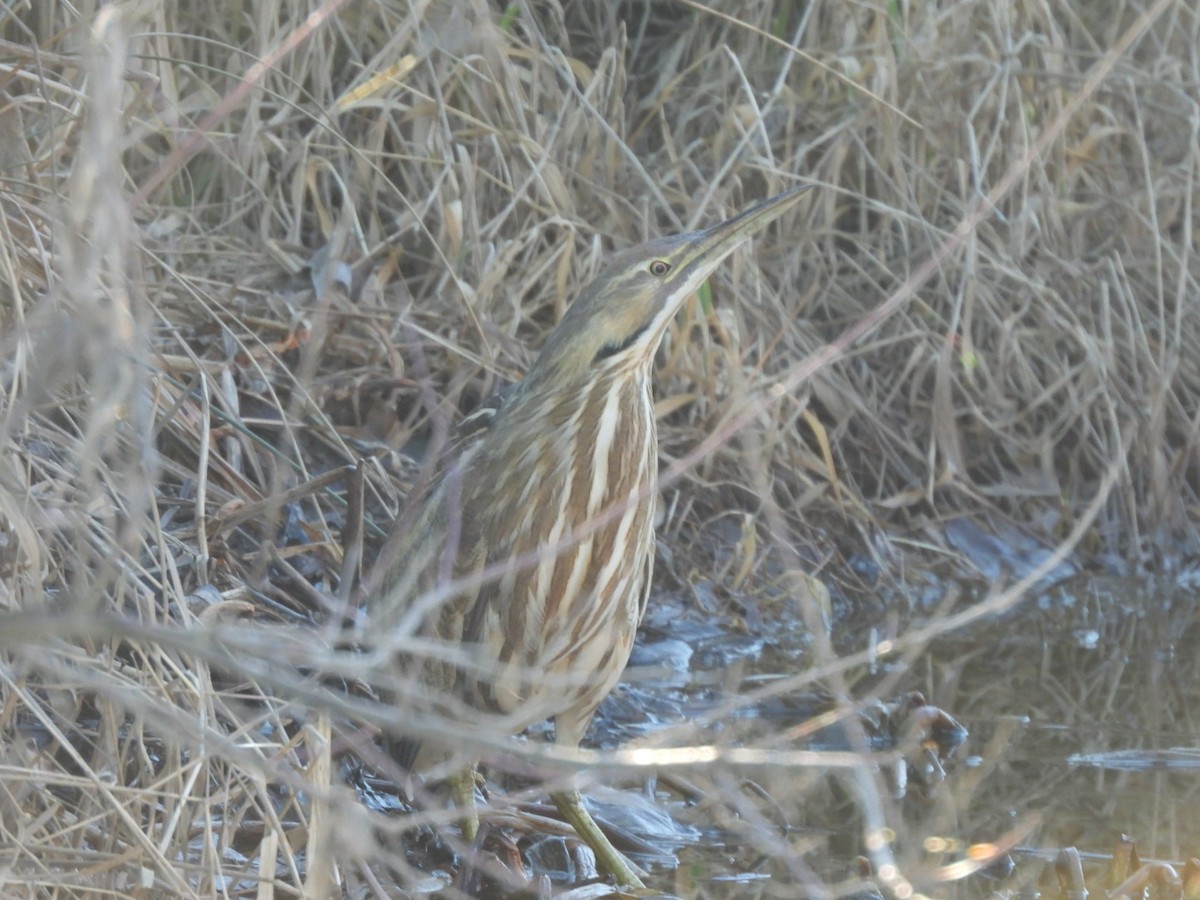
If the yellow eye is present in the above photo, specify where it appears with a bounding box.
[648,260,671,277]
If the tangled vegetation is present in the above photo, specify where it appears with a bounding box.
[1,0,1196,895]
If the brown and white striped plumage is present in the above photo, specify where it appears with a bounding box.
[431,359,656,745]
[380,242,679,749]
[374,186,808,886]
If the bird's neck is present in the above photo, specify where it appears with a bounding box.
[517,356,654,415]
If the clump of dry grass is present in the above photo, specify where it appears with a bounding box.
[1,0,1197,895]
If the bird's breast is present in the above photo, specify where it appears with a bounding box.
[462,372,658,717]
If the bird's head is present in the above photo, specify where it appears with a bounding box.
[522,185,811,392]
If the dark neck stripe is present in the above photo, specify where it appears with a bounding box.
[592,319,651,363]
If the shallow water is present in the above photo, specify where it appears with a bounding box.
[593,567,1200,897]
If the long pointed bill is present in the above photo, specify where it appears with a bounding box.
[669,184,813,291]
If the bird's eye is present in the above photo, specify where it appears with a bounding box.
[648,260,671,277]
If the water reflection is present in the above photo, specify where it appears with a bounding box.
[611,575,1200,896]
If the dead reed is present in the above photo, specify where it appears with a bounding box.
[1,0,1196,895]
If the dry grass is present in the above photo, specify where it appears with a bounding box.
[1,0,1198,896]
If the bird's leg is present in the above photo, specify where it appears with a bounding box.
[448,767,480,842]
[552,788,645,889]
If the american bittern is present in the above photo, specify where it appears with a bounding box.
[377,185,808,887]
